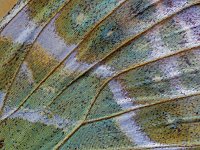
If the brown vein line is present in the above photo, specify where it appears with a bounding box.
[140,117,200,130]
[1,43,23,67]
[164,117,200,127]
[0,0,73,118]
[2,53,17,67]
[84,90,200,125]
[128,68,198,94]
[51,3,200,149]
[53,122,83,150]
[0,44,31,116]
[47,0,196,107]
[0,0,33,33]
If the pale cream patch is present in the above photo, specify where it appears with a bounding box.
[152,75,162,82]
[106,30,113,37]
[76,13,86,25]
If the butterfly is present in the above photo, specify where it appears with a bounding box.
[0,0,200,149]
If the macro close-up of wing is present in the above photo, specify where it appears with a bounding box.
[0,0,200,149]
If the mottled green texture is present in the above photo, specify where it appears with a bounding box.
[27,0,67,23]
[0,118,65,149]
[75,0,157,63]
[0,37,24,91]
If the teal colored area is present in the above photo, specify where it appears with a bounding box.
[27,0,67,23]
[55,0,122,45]
[61,119,134,149]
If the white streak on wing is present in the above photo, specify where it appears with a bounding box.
[109,80,134,109]
[108,79,161,146]
[128,0,187,35]
[146,16,183,97]
[147,0,192,59]
[147,26,171,59]
[116,113,164,147]
[160,57,198,95]
[63,52,93,73]
[93,65,116,78]
[1,7,40,44]
[15,23,37,43]
[1,106,73,130]
[147,4,200,98]
[37,16,76,61]
[21,62,34,84]
[175,6,200,47]
[150,30,190,96]
[146,5,200,61]
[155,0,188,18]
[159,6,200,96]
[161,57,181,79]
[0,91,6,110]
[126,0,160,34]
